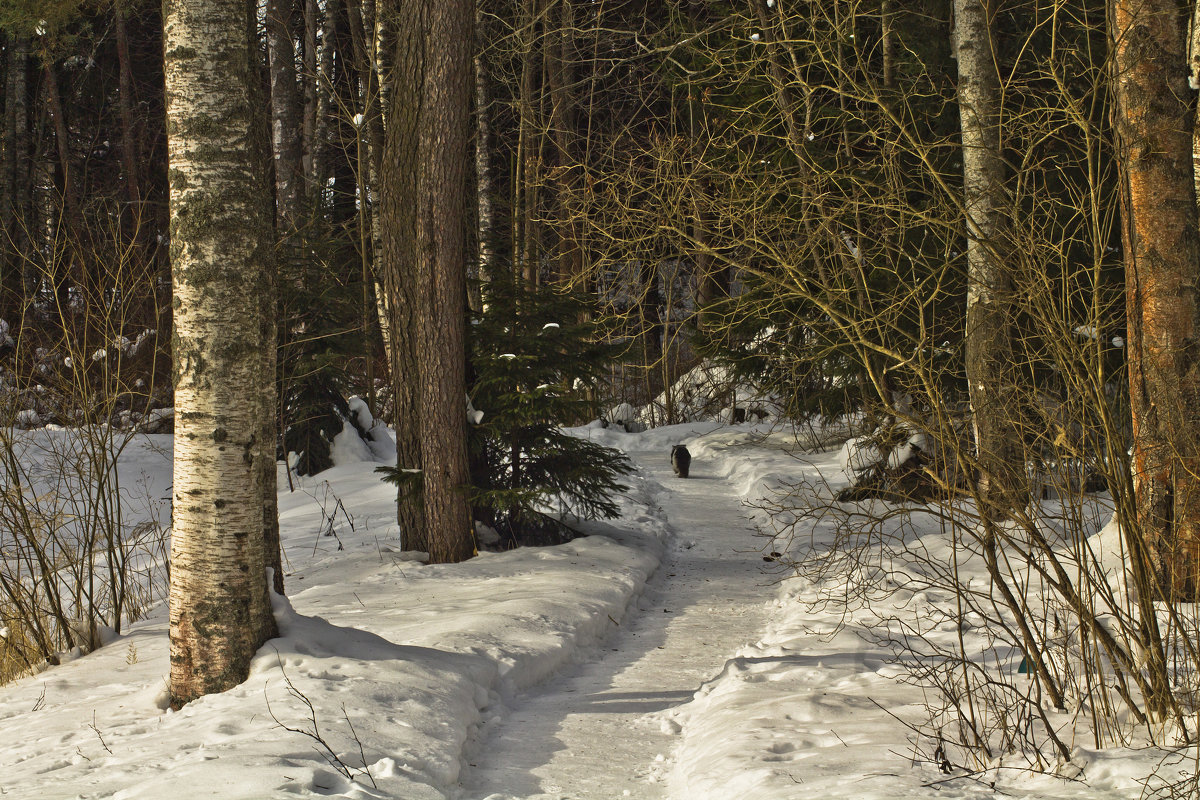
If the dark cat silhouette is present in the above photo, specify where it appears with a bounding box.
[671,444,691,478]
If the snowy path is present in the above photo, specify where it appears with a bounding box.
[457,446,773,800]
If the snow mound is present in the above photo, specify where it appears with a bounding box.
[626,360,782,428]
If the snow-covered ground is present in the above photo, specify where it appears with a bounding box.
[0,421,1175,798]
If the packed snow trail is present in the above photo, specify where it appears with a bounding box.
[457,442,774,800]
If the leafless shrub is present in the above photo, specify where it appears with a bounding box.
[265,658,378,789]
[0,218,171,684]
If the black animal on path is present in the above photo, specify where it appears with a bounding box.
[671,444,691,478]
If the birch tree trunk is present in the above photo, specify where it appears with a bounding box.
[165,0,277,706]
[954,0,1024,514]
[1113,0,1200,610]
[474,4,497,294]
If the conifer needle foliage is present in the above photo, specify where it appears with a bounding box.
[278,235,364,477]
[467,276,632,546]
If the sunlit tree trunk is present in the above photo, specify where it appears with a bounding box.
[165,0,277,706]
[954,0,1024,514]
[347,0,391,379]
[311,0,339,193]
[378,0,474,562]
[1113,0,1200,608]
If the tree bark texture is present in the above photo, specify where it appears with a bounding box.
[752,0,806,160]
[311,0,339,193]
[265,0,308,584]
[114,4,143,211]
[1112,0,1200,603]
[346,0,392,370]
[267,0,307,229]
[165,0,278,706]
[2,35,31,316]
[414,0,475,563]
[954,0,1024,514]
[302,0,318,177]
[517,0,541,286]
[546,0,583,286]
[42,62,81,244]
[379,0,427,552]
[474,4,497,294]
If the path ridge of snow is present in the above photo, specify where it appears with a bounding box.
[0,435,669,799]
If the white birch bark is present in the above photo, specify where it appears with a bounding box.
[164,0,277,707]
[955,0,1022,510]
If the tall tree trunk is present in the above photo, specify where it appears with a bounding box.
[474,3,497,296]
[372,0,396,129]
[751,0,806,159]
[639,258,664,406]
[2,35,31,318]
[302,0,318,179]
[42,63,78,224]
[311,0,339,193]
[1110,0,1196,724]
[1113,0,1200,613]
[380,0,427,552]
[267,0,307,230]
[40,58,85,316]
[165,0,278,706]
[347,0,392,376]
[42,59,82,285]
[881,0,894,91]
[516,0,541,286]
[264,0,305,597]
[683,9,725,329]
[545,0,582,286]
[954,0,1024,514]
[114,3,143,212]
[415,0,475,563]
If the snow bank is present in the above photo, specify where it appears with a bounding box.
[0,419,1180,799]
[655,424,1164,800]
[0,437,669,799]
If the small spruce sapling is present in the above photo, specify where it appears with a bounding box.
[465,276,632,545]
